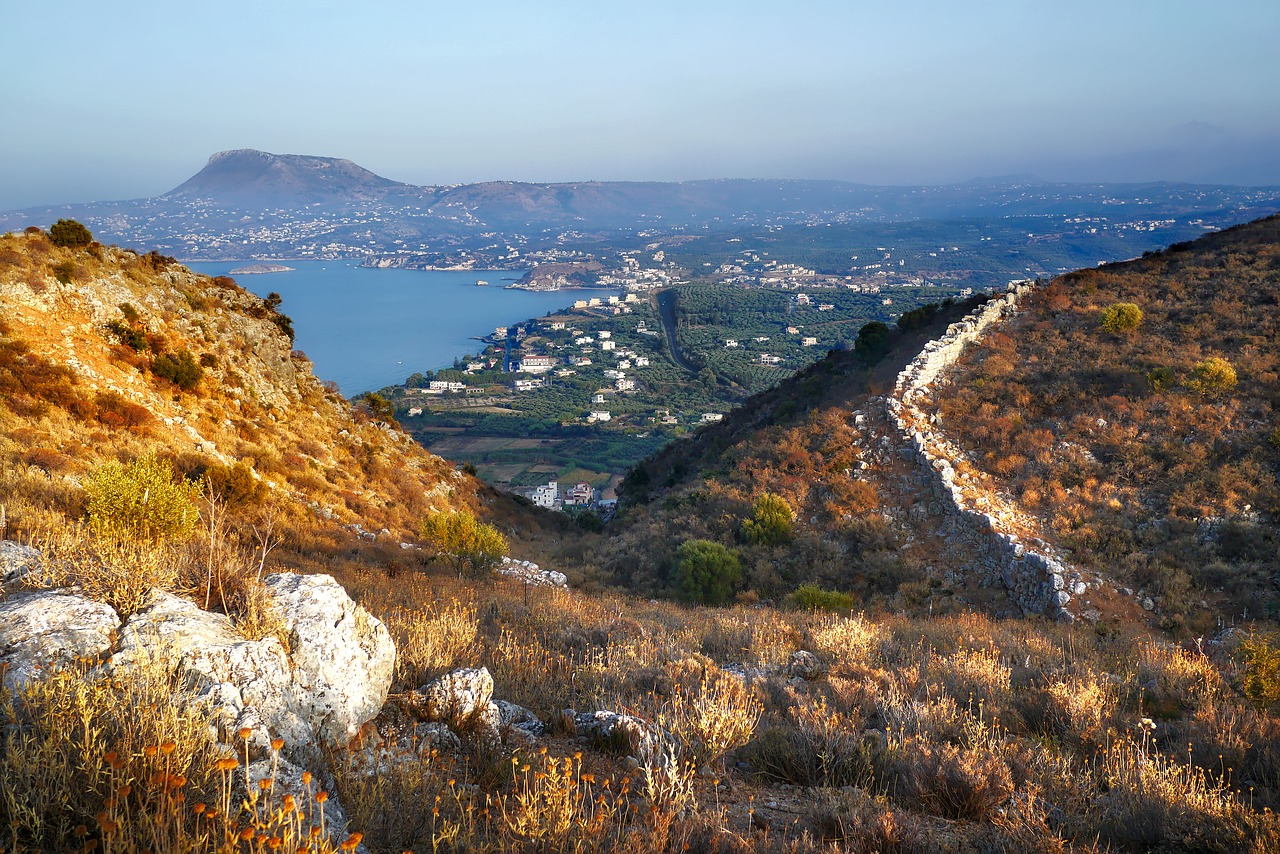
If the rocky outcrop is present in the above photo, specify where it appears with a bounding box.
[264,573,396,745]
[0,591,120,692]
[0,541,41,586]
[107,575,394,765]
[886,284,1086,619]
[498,557,568,587]
[560,709,656,756]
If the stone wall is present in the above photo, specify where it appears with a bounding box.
[886,284,1086,620]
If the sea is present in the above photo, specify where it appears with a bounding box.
[186,260,614,395]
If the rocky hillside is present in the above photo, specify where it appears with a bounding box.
[0,226,477,548]
[605,218,1280,635]
[930,216,1280,630]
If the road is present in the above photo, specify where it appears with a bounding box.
[654,290,698,373]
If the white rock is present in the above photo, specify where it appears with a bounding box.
[264,573,396,746]
[407,666,495,728]
[0,541,41,585]
[0,591,120,693]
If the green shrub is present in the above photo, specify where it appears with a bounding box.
[48,218,92,249]
[1100,302,1143,335]
[854,321,891,365]
[673,539,742,605]
[205,459,267,509]
[1146,366,1175,391]
[51,261,76,283]
[1239,634,1280,710]
[85,453,201,543]
[788,583,856,612]
[1187,356,1237,394]
[105,319,149,351]
[420,510,508,577]
[743,492,794,546]
[151,349,203,391]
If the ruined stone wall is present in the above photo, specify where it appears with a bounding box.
[886,284,1086,620]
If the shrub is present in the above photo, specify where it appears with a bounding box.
[1187,356,1237,394]
[85,453,201,543]
[788,583,856,612]
[672,539,742,605]
[151,349,203,391]
[48,218,92,249]
[204,459,267,509]
[1146,366,1176,391]
[51,260,76,283]
[105,319,149,351]
[742,492,793,546]
[420,509,508,577]
[854,321,891,364]
[1239,634,1280,710]
[1100,302,1143,335]
[894,741,1013,821]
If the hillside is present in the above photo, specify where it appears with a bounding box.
[166,149,410,206]
[931,215,1280,629]
[0,226,479,557]
[4,221,1280,854]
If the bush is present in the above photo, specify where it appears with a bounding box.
[51,261,76,283]
[672,539,742,605]
[1146,366,1176,391]
[420,509,508,577]
[48,218,92,249]
[84,453,201,543]
[742,492,793,546]
[151,349,203,391]
[1100,302,1143,335]
[1240,634,1280,710]
[788,583,856,612]
[105,319,149,351]
[854,321,891,365]
[204,459,267,509]
[1187,356,1237,394]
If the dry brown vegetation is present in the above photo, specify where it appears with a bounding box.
[935,215,1280,627]
[321,569,1280,852]
[0,228,479,553]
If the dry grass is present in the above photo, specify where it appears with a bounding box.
[0,653,349,853]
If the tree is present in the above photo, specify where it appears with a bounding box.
[854,321,891,364]
[743,492,793,546]
[85,453,201,543]
[420,509,508,577]
[673,539,742,605]
[49,218,93,249]
[1100,302,1143,335]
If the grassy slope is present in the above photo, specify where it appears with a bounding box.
[935,216,1280,629]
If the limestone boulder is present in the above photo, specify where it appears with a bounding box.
[786,649,827,681]
[111,591,304,756]
[264,573,396,745]
[0,541,41,586]
[0,591,120,693]
[406,666,495,728]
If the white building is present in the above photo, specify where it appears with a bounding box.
[700,413,724,423]
[518,355,557,374]
[802,337,819,347]
[588,410,611,422]
[532,481,559,509]
[601,340,616,351]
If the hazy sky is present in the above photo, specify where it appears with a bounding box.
[3,0,1278,209]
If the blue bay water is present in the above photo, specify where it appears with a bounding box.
[186,260,610,395]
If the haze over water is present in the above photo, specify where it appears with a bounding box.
[187,261,612,395]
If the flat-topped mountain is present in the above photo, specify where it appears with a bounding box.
[164,149,409,206]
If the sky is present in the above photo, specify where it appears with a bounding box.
[3,0,1278,209]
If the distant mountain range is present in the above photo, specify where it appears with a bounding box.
[2,149,1278,262]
